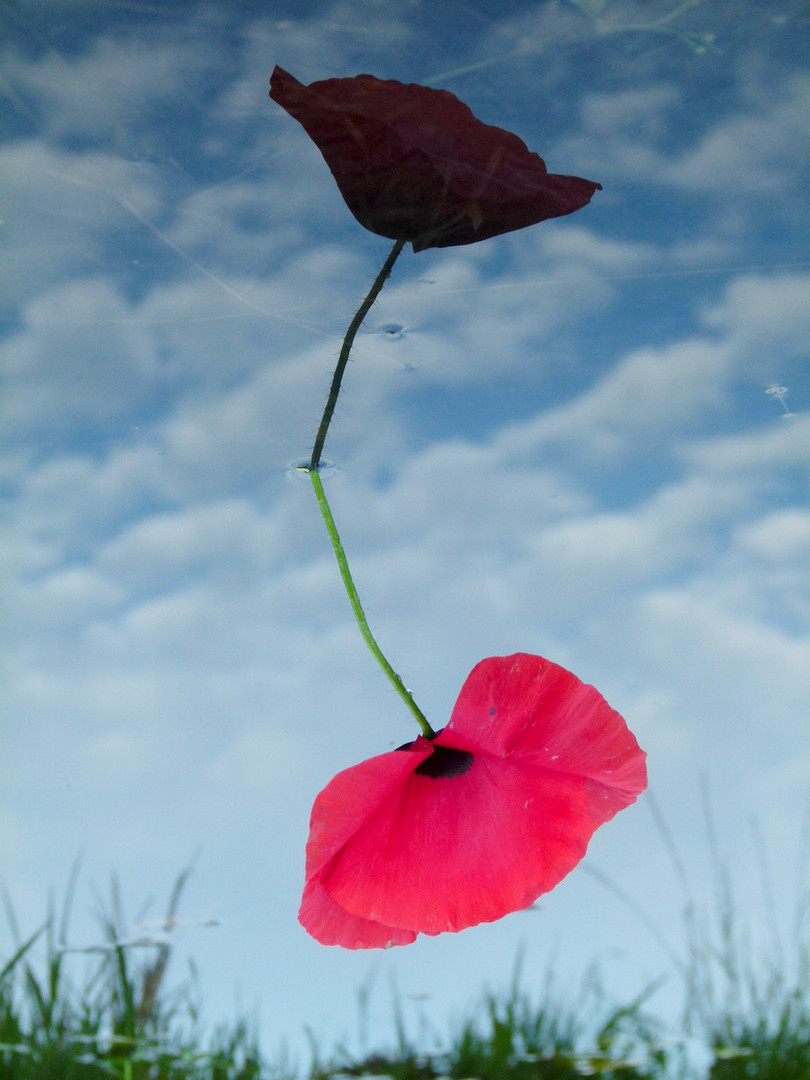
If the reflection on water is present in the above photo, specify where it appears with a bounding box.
[287,458,336,478]
[3,0,809,1072]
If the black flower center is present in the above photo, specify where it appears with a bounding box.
[414,743,473,777]
[414,745,474,778]
[396,730,474,779]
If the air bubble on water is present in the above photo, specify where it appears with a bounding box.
[378,323,405,340]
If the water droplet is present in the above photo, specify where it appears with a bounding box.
[286,459,336,479]
[378,323,405,340]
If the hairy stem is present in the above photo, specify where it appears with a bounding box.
[308,467,435,738]
[310,238,406,471]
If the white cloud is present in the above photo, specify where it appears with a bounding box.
[700,271,810,364]
[665,73,810,194]
[579,84,681,142]
[533,224,656,274]
[0,140,166,304]
[681,411,810,474]
[3,29,215,140]
[738,507,810,562]
[3,277,159,441]
[97,498,283,589]
[13,564,126,632]
[496,337,731,464]
[562,68,810,211]
[630,586,810,737]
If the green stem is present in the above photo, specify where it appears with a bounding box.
[305,238,432,736]
[309,238,406,471]
[308,467,435,739]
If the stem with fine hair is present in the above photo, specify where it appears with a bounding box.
[308,468,435,739]
[305,237,434,737]
[309,238,405,471]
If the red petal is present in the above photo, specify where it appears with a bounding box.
[299,878,415,949]
[302,736,433,881]
[441,654,647,813]
[298,738,435,947]
[298,655,646,947]
[320,753,597,936]
[269,67,600,251]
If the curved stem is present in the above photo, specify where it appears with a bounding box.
[308,467,435,739]
[309,238,406,470]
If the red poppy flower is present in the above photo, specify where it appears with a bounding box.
[270,67,601,252]
[299,653,646,948]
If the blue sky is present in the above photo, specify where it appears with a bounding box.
[2,0,809,1065]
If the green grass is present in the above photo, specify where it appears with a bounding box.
[0,864,266,1079]
[308,959,668,1080]
[683,868,810,1079]
[678,795,810,1079]
[2,859,809,1080]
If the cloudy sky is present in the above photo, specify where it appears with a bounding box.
[2,0,809,1065]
